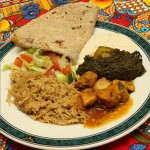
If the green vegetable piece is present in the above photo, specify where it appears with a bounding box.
[30,66,46,73]
[27,48,37,54]
[33,53,52,68]
[55,70,68,83]
[118,82,125,90]
[11,64,21,70]
[67,73,73,84]
[58,56,69,69]
[38,50,45,55]
[20,58,33,70]
[71,66,80,80]
[2,64,11,71]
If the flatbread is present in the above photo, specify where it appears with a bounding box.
[12,2,100,64]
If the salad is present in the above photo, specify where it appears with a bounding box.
[3,48,79,83]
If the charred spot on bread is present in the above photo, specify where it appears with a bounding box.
[26,37,34,43]
[86,6,92,8]
[72,25,82,30]
[54,40,64,47]
[82,10,88,15]
[52,11,56,14]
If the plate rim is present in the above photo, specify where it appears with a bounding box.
[0,21,150,149]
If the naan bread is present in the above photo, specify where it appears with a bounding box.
[12,2,100,64]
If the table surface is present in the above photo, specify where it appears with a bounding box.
[0,0,150,149]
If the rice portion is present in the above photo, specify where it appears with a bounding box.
[7,71,86,125]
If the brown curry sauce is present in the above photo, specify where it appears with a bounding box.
[84,98,133,128]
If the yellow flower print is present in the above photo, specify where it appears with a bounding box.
[0,19,11,32]
[89,0,113,9]
[143,0,150,6]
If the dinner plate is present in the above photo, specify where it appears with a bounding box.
[0,21,150,150]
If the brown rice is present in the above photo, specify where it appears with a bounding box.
[7,71,86,125]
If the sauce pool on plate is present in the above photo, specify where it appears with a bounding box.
[85,98,133,128]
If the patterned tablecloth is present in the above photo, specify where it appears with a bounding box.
[0,0,150,149]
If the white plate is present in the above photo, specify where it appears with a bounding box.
[0,21,150,150]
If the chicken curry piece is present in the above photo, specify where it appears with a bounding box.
[75,71,135,108]
[74,71,98,88]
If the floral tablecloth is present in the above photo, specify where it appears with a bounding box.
[0,0,150,149]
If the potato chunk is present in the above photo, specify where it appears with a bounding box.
[94,77,111,90]
[75,71,98,89]
[96,80,130,108]
[113,80,135,92]
[79,89,97,107]
[125,81,135,92]
[96,88,120,108]
[111,82,129,102]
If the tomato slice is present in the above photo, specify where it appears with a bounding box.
[44,66,55,77]
[14,57,23,67]
[62,64,71,75]
[20,54,33,63]
[52,57,61,71]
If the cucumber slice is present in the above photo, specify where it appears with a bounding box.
[55,70,68,83]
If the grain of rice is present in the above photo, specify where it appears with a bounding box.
[7,71,86,125]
